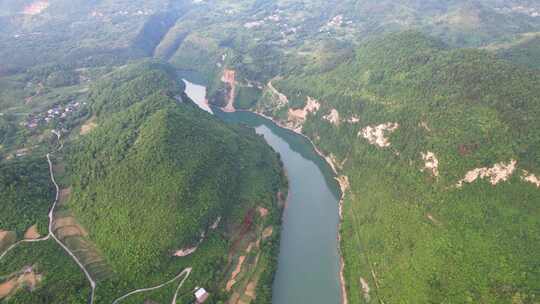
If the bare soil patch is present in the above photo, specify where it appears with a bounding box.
[80,117,97,135]
[323,109,340,126]
[0,266,42,300]
[287,97,321,131]
[245,281,257,299]
[221,69,237,112]
[24,224,40,240]
[257,207,269,218]
[426,213,442,226]
[226,256,246,291]
[359,277,370,301]
[521,170,540,188]
[359,122,399,148]
[228,292,241,304]
[0,230,16,252]
[0,278,16,299]
[58,187,72,205]
[457,160,517,187]
[421,151,439,177]
[262,227,273,240]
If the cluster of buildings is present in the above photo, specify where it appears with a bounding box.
[90,8,153,18]
[23,100,84,129]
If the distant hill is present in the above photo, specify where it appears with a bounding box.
[0,0,190,73]
[495,33,540,69]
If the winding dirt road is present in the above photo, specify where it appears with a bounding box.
[1,131,194,304]
[0,132,96,303]
[46,152,97,303]
[112,267,192,304]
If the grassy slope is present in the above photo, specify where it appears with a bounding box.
[261,32,540,303]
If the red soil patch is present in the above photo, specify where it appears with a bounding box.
[231,209,255,253]
[23,224,40,240]
[221,69,236,112]
[0,266,42,300]
[0,230,16,252]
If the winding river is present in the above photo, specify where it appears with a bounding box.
[183,79,342,304]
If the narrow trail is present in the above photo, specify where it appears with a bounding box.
[0,131,96,303]
[112,267,192,304]
[46,152,97,304]
[2,131,195,304]
[0,235,50,261]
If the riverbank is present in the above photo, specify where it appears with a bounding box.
[238,108,349,304]
[185,78,345,304]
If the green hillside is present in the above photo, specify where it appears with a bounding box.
[1,62,285,303]
[257,31,540,303]
[0,158,53,237]
[64,62,284,303]
[497,34,540,70]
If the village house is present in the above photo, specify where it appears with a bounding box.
[194,287,209,303]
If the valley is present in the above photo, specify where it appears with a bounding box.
[1,1,539,304]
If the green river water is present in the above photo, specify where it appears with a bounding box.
[184,79,342,304]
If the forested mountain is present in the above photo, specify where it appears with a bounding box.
[0,0,191,73]
[256,31,540,303]
[0,62,285,303]
[1,1,539,304]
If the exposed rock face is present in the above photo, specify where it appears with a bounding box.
[421,151,439,177]
[323,109,340,126]
[521,170,540,188]
[457,160,517,187]
[347,116,360,124]
[286,96,321,132]
[336,175,350,193]
[359,123,399,148]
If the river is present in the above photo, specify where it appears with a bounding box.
[184,80,342,304]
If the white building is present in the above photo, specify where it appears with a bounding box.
[195,288,209,303]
